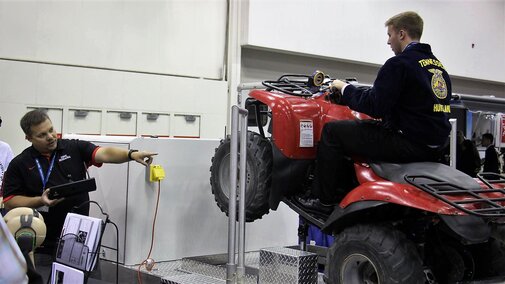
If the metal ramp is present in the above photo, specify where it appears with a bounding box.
[123,252,258,284]
[162,253,259,284]
[118,248,323,284]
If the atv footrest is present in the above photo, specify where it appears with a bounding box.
[405,174,505,217]
[282,197,328,228]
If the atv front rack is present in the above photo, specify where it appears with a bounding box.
[405,173,505,217]
[262,74,329,96]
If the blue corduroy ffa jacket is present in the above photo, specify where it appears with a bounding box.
[342,43,452,147]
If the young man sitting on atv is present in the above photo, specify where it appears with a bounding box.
[311,11,452,205]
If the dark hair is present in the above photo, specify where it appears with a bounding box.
[482,133,494,142]
[20,109,50,136]
[385,11,423,40]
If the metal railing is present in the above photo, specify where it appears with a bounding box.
[227,105,248,284]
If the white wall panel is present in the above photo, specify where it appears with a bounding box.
[118,72,162,111]
[68,109,102,135]
[0,0,227,79]
[105,111,137,136]
[79,70,126,109]
[0,60,228,154]
[140,113,170,137]
[245,0,505,82]
[172,114,200,138]
[37,65,84,106]
[0,60,38,104]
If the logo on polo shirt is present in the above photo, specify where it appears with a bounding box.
[59,154,71,162]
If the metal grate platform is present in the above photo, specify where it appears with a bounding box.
[162,274,226,284]
[113,249,325,284]
[122,252,259,284]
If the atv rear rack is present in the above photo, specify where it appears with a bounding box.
[405,173,505,217]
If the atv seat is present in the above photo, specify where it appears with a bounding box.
[369,162,481,189]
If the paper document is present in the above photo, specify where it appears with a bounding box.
[56,213,102,271]
[51,262,84,284]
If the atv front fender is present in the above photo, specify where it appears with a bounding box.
[248,89,359,160]
[249,89,322,159]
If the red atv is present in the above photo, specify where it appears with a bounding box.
[210,72,505,283]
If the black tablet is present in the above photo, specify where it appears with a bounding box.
[48,178,97,199]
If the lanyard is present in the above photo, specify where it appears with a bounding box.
[34,153,57,191]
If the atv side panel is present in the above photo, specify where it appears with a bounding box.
[248,89,366,159]
[321,200,388,234]
[269,144,311,210]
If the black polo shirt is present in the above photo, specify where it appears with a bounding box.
[2,139,102,247]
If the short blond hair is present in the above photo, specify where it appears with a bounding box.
[385,11,423,40]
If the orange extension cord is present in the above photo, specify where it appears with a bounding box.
[137,180,161,284]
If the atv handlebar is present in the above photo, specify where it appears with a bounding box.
[328,86,343,104]
[261,72,347,105]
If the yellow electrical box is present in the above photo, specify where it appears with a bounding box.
[149,164,165,182]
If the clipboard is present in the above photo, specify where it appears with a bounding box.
[48,178,97,199]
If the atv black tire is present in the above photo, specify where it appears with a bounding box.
[327,224,425,284]
[210,131,272,222]
[470,238,505,278]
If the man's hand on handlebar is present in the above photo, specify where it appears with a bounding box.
[327,79,347,104]
[330,79,347,92]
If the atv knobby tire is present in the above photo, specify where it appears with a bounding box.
[470,237,505,278]
[327,224,425,284]
[210,131,272,222]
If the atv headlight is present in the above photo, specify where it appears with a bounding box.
[311,70,325,87]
